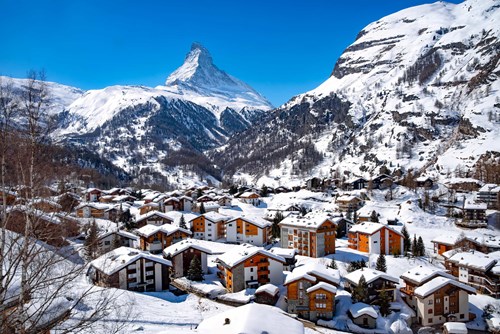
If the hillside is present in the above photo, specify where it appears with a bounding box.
[215,0,500,186]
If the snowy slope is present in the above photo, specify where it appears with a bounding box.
[217,0,500,185]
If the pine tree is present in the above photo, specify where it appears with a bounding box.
[179,214,187,229]
[187,256,204,281]
[412,235,418,256]
[112,232,121,249]
[261,184,269,197]
[370,210,379,223]
[401,224,410,253]
[84,220,99,260]
[417,236,425,257]
[272,211,284,238]
[121,209,134,230]
[375,253,387,272]
[352,274,369,303]
[328,258,338,270]
[378,283,392,316]
[199,202,206,214]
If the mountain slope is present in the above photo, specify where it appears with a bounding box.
[215,0,500,186]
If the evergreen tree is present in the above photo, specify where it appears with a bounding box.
[370,210,379,223]
[228,185,238,195]
[121,209,134,230]
[417,236,425,257]
[328,258,338,270]
[412,235,418,256]
[272,211,284,238]
[401,224,410,253]
[187,256,204,281]
[378,283,392,317]
[196,188,203,199]
[179,214,187,229]
[359,258,367,269]
[112,232,121,249]
[375,253,387,272]
[352,274,369,303]
[199,202,206,214]
[84,220,99,260]
[261,184,269,197]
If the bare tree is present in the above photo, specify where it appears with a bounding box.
[0,72,132,333]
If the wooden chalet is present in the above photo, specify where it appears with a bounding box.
[136,224,191,254]
[163,239,213,278]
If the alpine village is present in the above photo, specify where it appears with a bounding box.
[1,0,500,333]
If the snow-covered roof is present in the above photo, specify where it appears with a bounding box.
[348,222,402,236]
[75,202,111,210]
[30,198,62,209]
[336,194,362,202]
[344,268,399,285]
[279,211,335,229]
[400,265,454,284]
[306,281,337,294]
[255,283,279,296]
[227,215,271,228]
[135,223,191,238]
[90,247,171,276]
[479,183,500,193]
[447,250,498,272]
[197,303,304,334]
[240,191,260,198]
[431,234,460,246]
[98,229,139,241]
[463,198,487,210]
[216,244,285,268]
[163,238,213,257]
[414,277,475,298]
[201,201,220,210]
[443,322,468,334]
[203,211,232,222]
[135,210,173,223]
[163,196,179,203]
[269,247,297,259]
[349,302,378,319]
[285,262,340,286]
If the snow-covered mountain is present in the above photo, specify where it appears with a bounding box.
[215,0,500,186]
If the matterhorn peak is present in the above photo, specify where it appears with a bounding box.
[163,42,273,111]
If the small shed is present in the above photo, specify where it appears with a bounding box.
[443,322,468,334]
[349,302,378,329]
[254,283,279,305]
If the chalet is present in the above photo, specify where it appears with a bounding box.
[444,250,500,298]
[444,178,483,193]
[458,198,487,228]
[111,194,136,204]
[349,303,378,329]
[190,212,232,241]
[284,262,340,321]
[344,268,399,304]
[345,177,368,191]
[477,184,500,209]
[443,322,468,334]
[99,195,115,203]
[336,195,364,212]
[57,192,80,212]
[413,276,476,326]
[332,216,353,238]
[415,176,434,189]
[279,211,337,257]
[163,239,212,278]
[198,201,220,213]
[6,207,79,247]
[30,198,62,213]
[225,215,272,246]
[400,266,456,306]
[75,202,111,218]
[306,177,323,191]
[215,244,285,292]
[197,194,214,203]
[143,191,162,203]
[216,195,232,207]
[197,303,305,334]
[97,229,139,254]
[138,202,160,215]
[274,186,291,193]
[372,174,393,190]
[432,234,500,256]
[239,192,260,206]
[163,197,180,212]
[179,196,193,211]
[348,222,404,255]
[0,189,17,205]
[88,247,171,292]
[269,247,297,271]
[254,283,280,305]
[136,224,191,254]
[135,211,174,228]
[85,188,102,202]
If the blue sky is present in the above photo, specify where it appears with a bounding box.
[0,0,463,106]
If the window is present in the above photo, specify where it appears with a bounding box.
[428,300,433,305]
[428,318,433,324]
[299,282,303,289]
[104,241,111,245]
[374,241,378,244]
[316,294,326,300]
[460,314,464,319]
[250,268,254,272]
[428,309,433,314]
[315,303,326,309]
[436,298,441,304]
[299,291,304,298]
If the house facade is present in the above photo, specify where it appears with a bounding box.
[190,212,231,241]
[163,239,212,278]
[216,244,285,293]
[348,222,404,255]
[225,215,272,246]
[135,211,174,228]
[344,268,399,304]
[136,224,191,254]
[88,247,171,292]
[279,212,337,258]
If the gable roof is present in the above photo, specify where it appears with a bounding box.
[279,211,336,230]
[306,282,337,294]
[255,283,279,296]
[348,222,402,237]
[135,210,173,224]
[344,268,399,286]
[414,277,476,298]
[227,215,271,228]
[285,262,340,286]
[216,244,285,268]
[90,247,171,276]
[163,238,213,257]
[400,265,454,285]
[349,302,378,319]
[135,223,191,238]
[447,250,498,272]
